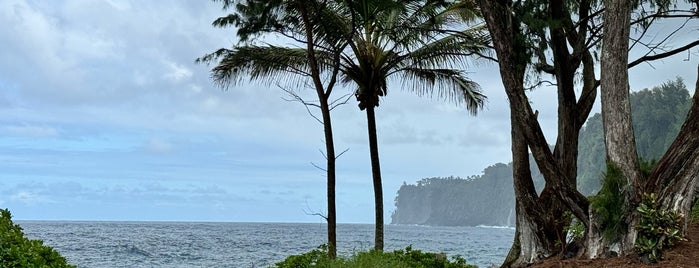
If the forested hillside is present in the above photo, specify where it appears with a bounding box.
[392,79,692,226]
[577,78,692,194]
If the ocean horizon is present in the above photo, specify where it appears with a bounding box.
[19,221,514,267]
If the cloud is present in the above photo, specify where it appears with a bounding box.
[164,61,194,82]
[143,138,175,154]
[1,124,59,137]
[10,191,50,205]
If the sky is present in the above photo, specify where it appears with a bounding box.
[0,1,697,223]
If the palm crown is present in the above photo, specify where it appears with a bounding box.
[199,0,488,112]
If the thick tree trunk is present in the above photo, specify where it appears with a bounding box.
[592,0,640,257]
[599,0,641,200]
[478,1,590,266]
[365,105,384,251]
[502,115,558,267]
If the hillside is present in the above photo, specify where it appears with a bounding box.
[392,78,691,226]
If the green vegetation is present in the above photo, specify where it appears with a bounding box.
[589,163,626,242]
[0,209,75,268]
[635,194,683,263]
[577,78,692,194]
[562,211,585,243]
[690,199,699,222]
[273,245,476,268]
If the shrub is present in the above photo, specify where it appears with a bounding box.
[273,245,476,268]
[635,193,683,263]
[0,209,75,268]
[589,162,625,242]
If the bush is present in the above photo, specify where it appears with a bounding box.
[0,209,75,268]
[273,245,476,268]
[635,193,683,263]
[589,162,626,242]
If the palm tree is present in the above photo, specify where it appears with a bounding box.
[201,0,489,252]
[336,0,488,250]
[197,0,347,258]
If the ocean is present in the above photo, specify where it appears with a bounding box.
[18,221,514,268]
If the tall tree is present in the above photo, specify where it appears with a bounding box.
[201,0,489,253]
[476,0,699,266]
[198,0,347,258]
[589,0,641,256]
[338,0,488,250]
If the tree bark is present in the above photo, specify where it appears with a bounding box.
[366,105,384,251]
[502,113,557,267]
[593,0,640,257]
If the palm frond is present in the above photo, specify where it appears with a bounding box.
[398,68,486,115]
[399,29,490,69]
[205,45,334,90]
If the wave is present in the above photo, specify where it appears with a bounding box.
[476,225,515,230]
[119,244,152,257]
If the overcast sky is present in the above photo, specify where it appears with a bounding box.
[0,0,697,223]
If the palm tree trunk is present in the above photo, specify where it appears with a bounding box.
[297,1,338,258]
[366,105,384,251]
[320,100,337,258]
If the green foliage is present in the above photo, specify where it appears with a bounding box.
[562,211,585,243]
[273,245,331,268]
[273,245,476,268]
[639,158,657,179]
[635,193,683,263]
[0,209,75,268]
[589,163,626,242]
[690,198,699,222]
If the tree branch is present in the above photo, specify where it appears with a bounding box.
[628,40,699,69]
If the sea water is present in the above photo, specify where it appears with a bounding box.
[19,221,514,268]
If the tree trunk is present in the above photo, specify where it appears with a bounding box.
[365,105,384,251]
[592,0,640,257]
[299,1,339,258]
[320,101,337,258]
[502,115,558,267]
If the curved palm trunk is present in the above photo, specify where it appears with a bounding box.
[365,105,384,251]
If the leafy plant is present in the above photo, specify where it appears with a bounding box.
[0,209,75,268]
[589,162,626,242]
[635,193,683,263]
[562,211,585,243]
